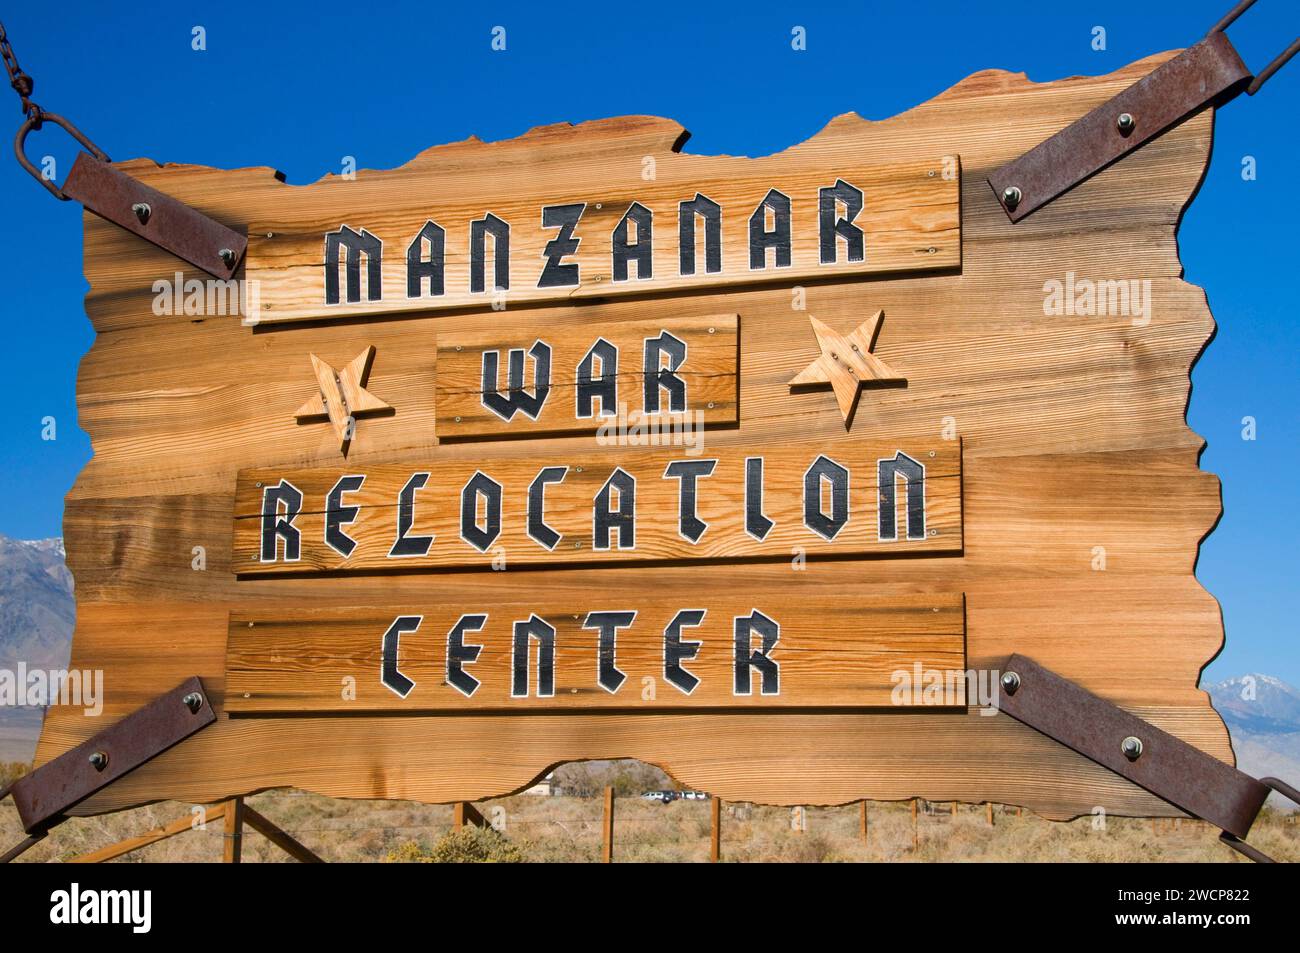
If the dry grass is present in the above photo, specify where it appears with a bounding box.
[3,789,1295,863]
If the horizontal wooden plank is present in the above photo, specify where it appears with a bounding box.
[436,314,739,440]
[246,144,960,324]
[224,592,966,713]
[232,437,962,573]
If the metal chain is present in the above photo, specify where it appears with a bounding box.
[1,18,108,199]
[0,19,40,119]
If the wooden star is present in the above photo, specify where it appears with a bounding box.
[294,346,391,455]
[788,311,906,427]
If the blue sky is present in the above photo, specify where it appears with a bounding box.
[0,1,1295,683]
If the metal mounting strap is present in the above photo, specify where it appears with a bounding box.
[987,32,1251,222]
[0,677,215,852]
[59,152,247,279]
[988,0,1299,222]
[997,654,1295,861]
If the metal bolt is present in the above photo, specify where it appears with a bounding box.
[455,345,463,351]
[182,692,204,713]
[218,248,236,267]
[454,416,462,423]
[1001,671,1021,695]
[707,327,715,334]
[88,751,109,771]
[1002,185,1022,210]
[573,541,582,549]
[928,450,936,457]
[1116,112,1136,135]
[132,202,151,224]
[265,232,274,239]
[1121,736,1144,760]
[707,401,715,409]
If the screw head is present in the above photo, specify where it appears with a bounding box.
[131,202,152,224]
[88,751,109,771]
[218,248,237,267]
[182,691,204,713]
[1001,186,1023,210]
[1116,112,1136,135]
[1121,736,1144,760]
[1001,671,1021,695]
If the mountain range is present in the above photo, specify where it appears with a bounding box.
[0,535,74,762]
[1205,674,1300,808]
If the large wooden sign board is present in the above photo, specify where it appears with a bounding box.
[43,51,1232,819]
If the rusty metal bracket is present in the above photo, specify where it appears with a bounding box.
[0,677,215,852]
[60,152,247,278]
[997,654,1294,861]
[4,19,246,278]
[988,0,1298,222]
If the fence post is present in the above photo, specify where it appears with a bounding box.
[223,797,244,864]
[860,801,869,845]
[911,798,919,850]
[986,802,994,826]
[711,796,721,863]
[602,786,615,863]
[453,802,487,830]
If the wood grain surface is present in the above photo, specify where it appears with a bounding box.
[224,593,967,713]
[436,314,739,439]
[230,437,962,573]
[41,50,1232,820]
[245,155,960,323]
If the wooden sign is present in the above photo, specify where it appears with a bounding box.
[435,315,739,440]
[225,593,966,713]
[246,152,960,323]
[45,51,1233,822]
[232,438,961,573]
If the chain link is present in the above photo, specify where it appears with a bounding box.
[0,19,40,119]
